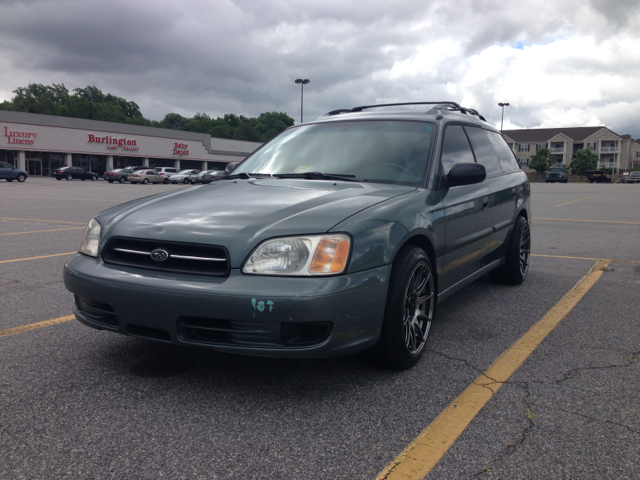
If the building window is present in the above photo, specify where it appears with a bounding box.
[518,144,530,152]
[587,143,596,150]
[536,143,547,151]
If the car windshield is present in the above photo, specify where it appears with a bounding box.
[630,172,640,177]
[549,168,563,172]
[231,120,435,185]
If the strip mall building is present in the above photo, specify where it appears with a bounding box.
[0,111,262,176]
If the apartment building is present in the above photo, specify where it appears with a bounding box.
[502,127,640,172]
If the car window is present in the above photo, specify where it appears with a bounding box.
[486,132,521,173]
[0,163,11,169]
[233,120,434,185]
[440,125,475,175]
[167,169,177,173]
[464,126,503,176]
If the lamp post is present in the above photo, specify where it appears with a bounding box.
[498,102,510,131]
[295,79,310,123]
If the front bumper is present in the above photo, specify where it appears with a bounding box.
[63,254,390,358]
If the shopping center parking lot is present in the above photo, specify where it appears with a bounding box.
[1,178,639,479]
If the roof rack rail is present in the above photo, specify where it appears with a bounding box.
[323,101,487,122]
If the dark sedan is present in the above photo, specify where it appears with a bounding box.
[0,162,28,182]
[52,166,98,181]
[103,166,147,184]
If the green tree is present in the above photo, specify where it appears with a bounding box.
[0,83,294,140]
[528,148,556,175]
[569,148,599,178]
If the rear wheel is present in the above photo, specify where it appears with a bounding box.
[143,178,149,184]
[489,216,531,285]
[183,178,189,184]
[118,177,126,184]
[371,245,435,369]
[17,174,26,182]
[91,175,96,181]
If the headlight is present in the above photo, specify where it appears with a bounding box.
[243,234,351,276]
[78,218,101,257]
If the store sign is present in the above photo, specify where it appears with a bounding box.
[172,142,189,156]
[4,126,37,145]
[87,134,139,151]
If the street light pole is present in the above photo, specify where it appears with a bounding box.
[498,102,510,131]
[295,79,310,123]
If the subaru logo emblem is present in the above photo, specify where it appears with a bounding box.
[150,249,169,261]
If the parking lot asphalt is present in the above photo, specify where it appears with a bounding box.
[1,178,639,479]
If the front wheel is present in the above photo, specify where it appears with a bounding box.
[489,216,531,285]
[371,246,435,369]
[163,178,169,184]
[66,175,73,181]
[17,174,26,182]
[91,175,96,181]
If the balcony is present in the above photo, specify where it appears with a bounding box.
[600,147,620,153]
[550,148,565,153]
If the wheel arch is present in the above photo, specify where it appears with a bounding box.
[393,233,438,299]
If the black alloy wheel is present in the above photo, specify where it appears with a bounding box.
[17,174,26,182]
[66,174,73,181]
[372,245,436,369]
[489,216,531,285]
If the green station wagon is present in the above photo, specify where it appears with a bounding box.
[64,102,531,369]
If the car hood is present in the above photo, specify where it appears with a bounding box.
[98,179,415,267]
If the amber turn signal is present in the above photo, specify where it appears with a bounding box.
[309,236,350,274]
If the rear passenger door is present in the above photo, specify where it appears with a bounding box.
[438,124,493,292]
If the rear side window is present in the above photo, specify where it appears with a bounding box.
[486,132,521,173]
[440,125,475,175]
[464,126,503,176]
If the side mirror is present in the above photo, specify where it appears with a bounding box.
[446,162,486,187]
[225,162,239,174]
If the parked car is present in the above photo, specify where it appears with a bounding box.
[546,167,568,183]
[0,162,28,182]
[624,171,640,183]
[104,166,147,183]
[128,169,166,184]
[64,101,531,370]
[586,170,612,183]
[170,169,201,184]
[52,166,98,181]
[155,167,179,178]
[197,170,226,184]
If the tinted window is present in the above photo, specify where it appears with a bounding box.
[441,125,475,175]
[464,127,503,176]
[233,120,435,185]
[486,132,520,173]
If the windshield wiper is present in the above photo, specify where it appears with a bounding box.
[273,172,363,182]
[226,172,272,180]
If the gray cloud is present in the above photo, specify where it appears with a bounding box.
[1,0,639,137]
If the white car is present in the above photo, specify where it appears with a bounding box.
[170,169,201,184]
[155,167,179,179]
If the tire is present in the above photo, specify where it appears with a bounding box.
[143,178,149,184]
[66,175,73,181]
[108,180,113,183]
[91,175,96,181]
[17,174,26,182]
[118,177,126,184]
[489,216,531,285]
[183,178,189,184]
[371,245,436,369]
[163,178,169,184]
[56,178,61,181]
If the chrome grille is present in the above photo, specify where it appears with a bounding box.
[102,237,229,276]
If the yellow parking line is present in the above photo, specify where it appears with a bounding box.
[0,315,75,339]
[534,217,640,225]
[554,196,593,207]
[0,252,75,264]
[377,259,610,480]
[0,217,86,225]
[0,227,84,236]
[532,254,640,264]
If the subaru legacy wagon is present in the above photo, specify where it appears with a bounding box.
[64,102,531,369]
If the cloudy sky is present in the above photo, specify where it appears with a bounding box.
[1,0,639,136]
